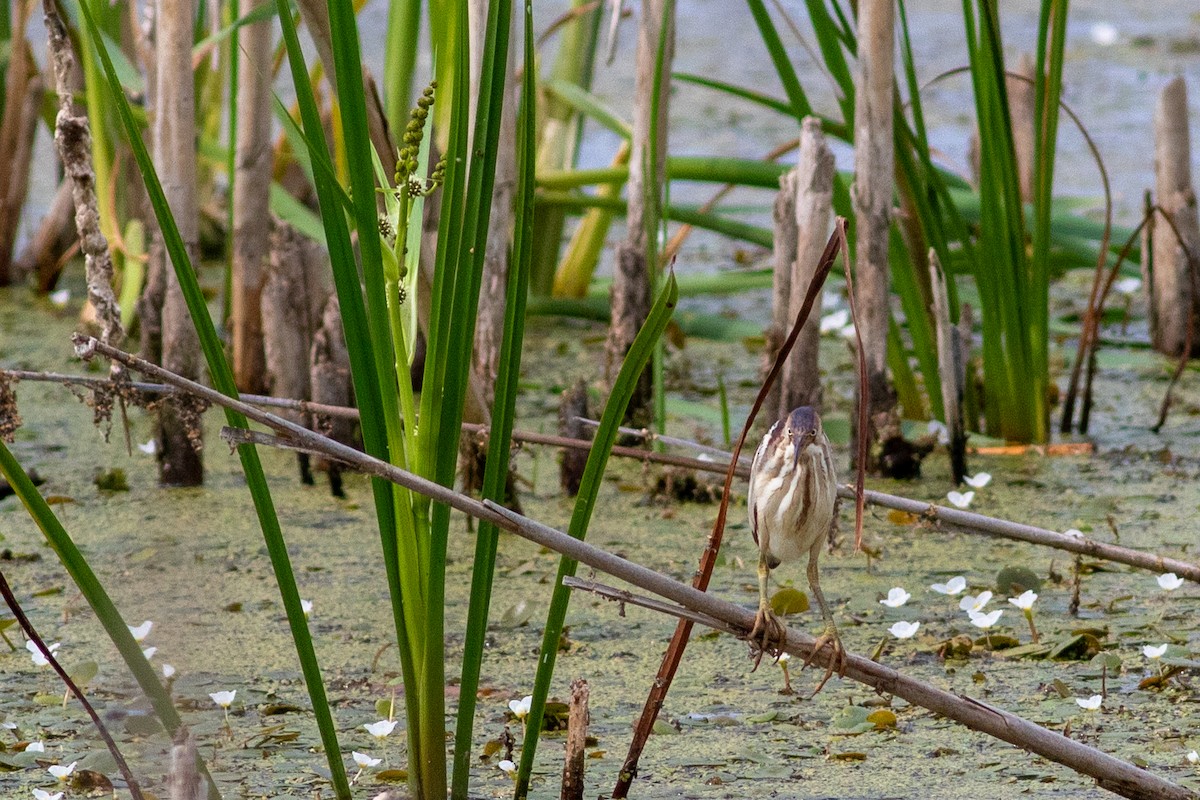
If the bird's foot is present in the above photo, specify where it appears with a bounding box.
[747,605,787,671]
[802,624,846,696]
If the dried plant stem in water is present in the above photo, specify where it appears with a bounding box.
[43,1,122,348]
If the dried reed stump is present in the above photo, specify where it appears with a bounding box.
[262,221,331,486]
[560,679,590,800]
[1147,76,1200,357]
[559,379,590,496]
[851,0,899,473]
[309,296,354,497]
[780,117,834,415]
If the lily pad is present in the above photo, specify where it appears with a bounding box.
[770,587,809,615]
[995,566,1042,595]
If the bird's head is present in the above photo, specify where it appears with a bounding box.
[784,406,822,464]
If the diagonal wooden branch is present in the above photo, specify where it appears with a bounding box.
[560,571,1187,800]
[71,335,1195,800]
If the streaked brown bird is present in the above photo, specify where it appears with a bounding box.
[747,405,844,689]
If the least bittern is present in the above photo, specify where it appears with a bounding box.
[747,406,845,691]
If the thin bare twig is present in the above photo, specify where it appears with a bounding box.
[0,569,146,800]
[0,369,359,419]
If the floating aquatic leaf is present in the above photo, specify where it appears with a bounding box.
[1049,633,1102,661]
[996,566,1042,595]
[867,709,898,729]
[770,587,808,615]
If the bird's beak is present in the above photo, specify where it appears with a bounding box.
[791,430,814,464]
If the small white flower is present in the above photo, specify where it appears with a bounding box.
[927,420,950,446]
[364,719,397,739]
[1188,750,1199,764]
[1089,21,1118,46]
[777,652,791,663]
[128,621,153,642]
[352,751,381,768]
[209,690,236,709]
[25,741,45,753]
[1008,591,1038,611]
[819,309,849,334]
[48,761,76,781]
[889,621,920,639]
[1075,694,1103,711]
[946,490,975,509]
[838,323,857,340]
[33,790,64,800]
[137,439,157,455]
[931,576,967,596]
[959,591,993,613]
[498,759,517,776]
[969,609,1003,629]
[27,640,61,667]
[48,289,70,308]
[508,695,533,721]
[162,663,176,679]
[301,599,314,618]
[963,473,992,489]
[1143,644,1169,660]
[880,587,911,608]
[1158,573,1185,591]
[1063,528,1085,539]
[142,647,158,661]
[1114,277,1141,296]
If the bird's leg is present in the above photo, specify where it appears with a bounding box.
[747,552,786,670]
[803,542,845,695]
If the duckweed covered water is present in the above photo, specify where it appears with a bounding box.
[4,278,1200,799]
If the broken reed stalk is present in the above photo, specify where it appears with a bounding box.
[850,0,898,472]
[560,679,589,800]
[604,0,672,425]
[929,248,967,482]
[230,0,273,393]
[71,337,1193,800]
[1148,76,1200,359]
[778,117,835,415]
[554,574,1188,800]
[0,569,146,800]
[44,1,122,348]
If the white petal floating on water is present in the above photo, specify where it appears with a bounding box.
[959,591,992,613]
[880,587,911,608]
[1143,644,1168,659]
[1008,590,1038,611]
[963,472,991,489]
[1075,695,1103,711]
[930,575,967,595]
[969,609,1003,629]
[946,490,975,509]
[1158,573,1185,591]
[888,621,920,639]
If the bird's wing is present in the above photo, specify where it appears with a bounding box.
[747,427,774,546]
